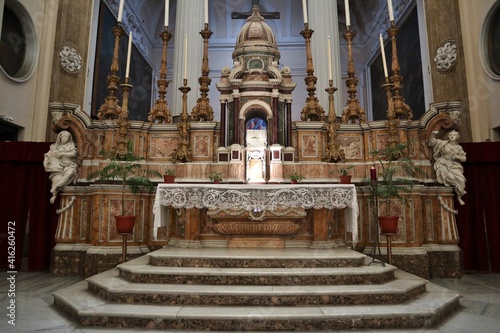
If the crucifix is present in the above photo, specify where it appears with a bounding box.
[231,0,280,19]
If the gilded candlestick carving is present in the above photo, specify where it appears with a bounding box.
[148,27,173,123]
[341,27,366,124]
[116,78,132,158]
[173,79,192,163]
[388,22,412,121]
[192,23,214,121]
[324,80,345,163]
[97,25,124,120]
[300,23,325,121]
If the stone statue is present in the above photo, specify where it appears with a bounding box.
[43,131,78,204]
[429,130,467,205]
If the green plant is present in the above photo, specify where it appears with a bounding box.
[164,168,175,176]
[368,141,426,216]
[87,142,162,216]
[208,171,223,182]
[338,165,354,176]
[289,172,305,182]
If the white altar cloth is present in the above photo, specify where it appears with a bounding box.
[153,184,359,245]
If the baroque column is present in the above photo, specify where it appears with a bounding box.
[308,0,342,117]
[172,0,204,117]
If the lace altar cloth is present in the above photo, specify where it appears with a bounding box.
[153,184,359,245]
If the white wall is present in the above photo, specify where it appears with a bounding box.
[459,0,500,142]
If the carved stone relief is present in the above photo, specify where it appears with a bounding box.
[434,40,458,73]
[59,44,82,75]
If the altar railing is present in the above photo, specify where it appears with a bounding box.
[153,183,359,245]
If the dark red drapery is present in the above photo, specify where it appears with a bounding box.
[456,142,500,272]
[0,142,58,271]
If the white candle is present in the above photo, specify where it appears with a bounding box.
[164,0,169,27]
[117,0,124,22]
[387,0,394,22]
[344,0,351,27]
[125,32,132,78]
[302,0,308,24]
[183,34,188,80]
[204,0,209,24]
[379,33,388,78]
[327,35,332,81]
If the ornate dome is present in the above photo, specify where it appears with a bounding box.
[233,6,280,60]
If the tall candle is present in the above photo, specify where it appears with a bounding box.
[117,0,124,22]
[370,167,377,180]
[302,0,308,24]
[387,0,394,22]
[344,0,351,27]
[164,0,169,27]
[379,33,388,78]
[183,34,188,80]
[204,0,209,24]
[125,32,132,78]
[327,35,332,81]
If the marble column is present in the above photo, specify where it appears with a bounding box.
[172,0,204,117]
[308,0,342,118]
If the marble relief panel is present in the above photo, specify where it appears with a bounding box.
[338,135,363,159]
[149,136,180,159]
[194,134,210,158]
[375,133,390,150]
[301,134,318,157]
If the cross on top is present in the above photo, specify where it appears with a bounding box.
[231,0,280,20]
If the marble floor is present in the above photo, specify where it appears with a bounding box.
[1,270,499,333]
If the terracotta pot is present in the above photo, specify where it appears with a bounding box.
[163,175,175,183]
[378,215,399,234]
[339,175,352,184]
[115,215,136,234]
[213,179,220,184]
[291,179,298,184]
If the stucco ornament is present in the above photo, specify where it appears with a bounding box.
[43,131,78,204]
[59,45,82,74]
[429,130,467,205]
[434,42,457,72]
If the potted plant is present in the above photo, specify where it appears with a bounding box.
[369,141,426,234]
[87,142,162,234]
[289,172,304,184]
[208,171,223,184]
[163,168,176,183]
[337,165,354,184]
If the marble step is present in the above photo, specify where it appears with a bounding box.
[118,255,396,285]
[87,268,427,306]
[53,276,460,330]
[148,247,366,268]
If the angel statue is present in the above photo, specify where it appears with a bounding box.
[429,130,467,205]
[43,131,78,203]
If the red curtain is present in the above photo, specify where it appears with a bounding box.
[0,142,58,271]
[456,142,500,272]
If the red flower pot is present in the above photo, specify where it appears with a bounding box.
[378,215,399,234]
[339,175,352,184]
[163,175,175,183]
[115,215,136,234]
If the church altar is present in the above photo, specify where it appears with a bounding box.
[153,183,358,246]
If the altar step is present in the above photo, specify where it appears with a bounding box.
[53,247,461,331]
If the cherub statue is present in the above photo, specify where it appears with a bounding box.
[429,130,467,205]
[43,131,78,203]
